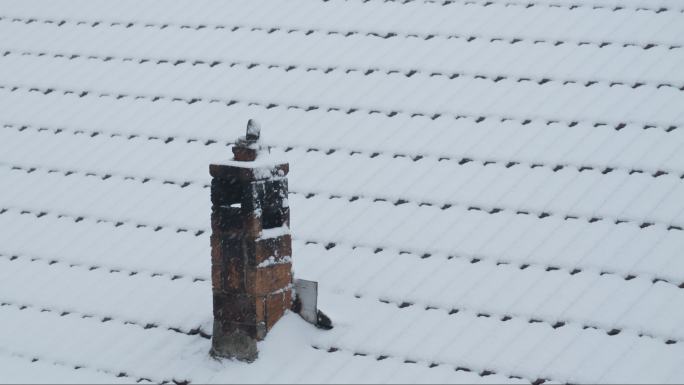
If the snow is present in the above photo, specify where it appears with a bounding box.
[257,255,293,268]
[218,147,288,179]
[259,225,291,241]
[0,351,131,384]
[0,0,683,383]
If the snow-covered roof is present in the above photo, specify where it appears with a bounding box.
[1,0,684,383]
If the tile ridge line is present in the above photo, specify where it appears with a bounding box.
[1,13,680,59]
[4,120,683,181]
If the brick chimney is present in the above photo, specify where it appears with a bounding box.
[209,119,293,362]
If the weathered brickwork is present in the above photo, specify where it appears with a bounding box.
[209,121,293,362]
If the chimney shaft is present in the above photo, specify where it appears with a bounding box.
[209,121,292,362]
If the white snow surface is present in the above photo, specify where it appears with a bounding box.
[0,0,684,383]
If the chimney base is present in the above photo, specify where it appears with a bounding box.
[210,325,259,363]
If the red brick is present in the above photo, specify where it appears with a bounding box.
[227,262,245,292]
[211,264,223,292]
[232,146,258,161]
[265,290,292,331]
[255,295,266,325]
[253,235,292,266]
[253,263,292,295]
[213,293,258,324]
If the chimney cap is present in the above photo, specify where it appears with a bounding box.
[231,119,270,162]
[245,119,261,142]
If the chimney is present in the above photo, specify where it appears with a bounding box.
[209,119,293,362]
